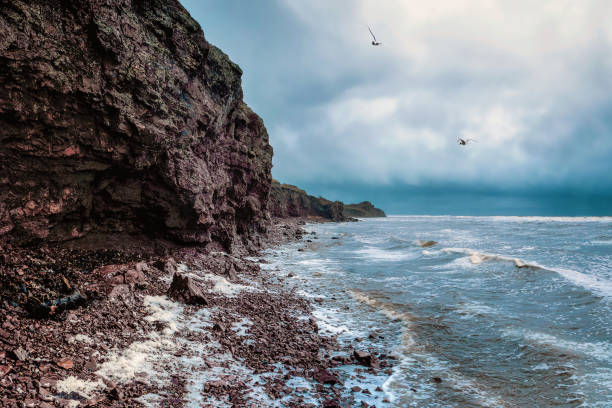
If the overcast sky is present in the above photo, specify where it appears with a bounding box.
[180,0,612,213]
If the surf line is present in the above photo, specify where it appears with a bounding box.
[439,248,612,298]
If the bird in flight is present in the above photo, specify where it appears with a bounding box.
[368,26,382,46]
[457,138,477,146]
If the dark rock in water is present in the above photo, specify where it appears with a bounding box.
[0,0,272,250]
[432,376,442,383]
[343,201,386,218]
[417,240,438,248]
[167,273,207,305]
[353,350,372,366]
[313,368,339,385]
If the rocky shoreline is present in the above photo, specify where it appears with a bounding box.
[0,219,394,407]
[0,1,389,405]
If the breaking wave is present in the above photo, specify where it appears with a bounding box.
[440,248,612,298]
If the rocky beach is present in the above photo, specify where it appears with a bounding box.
[0,219,394,407]
[0,1,386,406]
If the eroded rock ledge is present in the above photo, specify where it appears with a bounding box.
[0,0,272,250]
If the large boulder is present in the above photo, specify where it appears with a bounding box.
[0,0,272,250]
[167,273,207,305]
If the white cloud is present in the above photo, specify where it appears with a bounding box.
[268,0,612,191]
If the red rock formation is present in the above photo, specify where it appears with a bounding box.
[267,181,348,221]
[0,0,272,250]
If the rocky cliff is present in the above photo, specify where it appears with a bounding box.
[0,0,272,250]
[343,201,386,218]
[268,181,349,222]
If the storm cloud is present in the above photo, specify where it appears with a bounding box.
[181,0,612,212]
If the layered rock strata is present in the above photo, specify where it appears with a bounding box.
[0,0,272,250]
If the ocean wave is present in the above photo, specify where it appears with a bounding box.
[440,247,540,268]
[440,247,612,298]
[349,290,415,348]
[591,239,612,245]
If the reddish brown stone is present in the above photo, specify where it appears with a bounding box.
[0,365,11,377]
[0,0,273,249]
[56,358,74,370]
[167,274,207,305]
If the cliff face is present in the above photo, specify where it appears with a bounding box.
[343,202,386,218]
[268,181,348,222]
[0,0,272,250]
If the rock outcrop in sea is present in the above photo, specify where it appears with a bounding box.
[269,180,386,220]
[343,201,386,218]
[268,181,349,221]
[0,0,272,250]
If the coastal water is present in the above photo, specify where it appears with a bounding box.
[263,216,612,407]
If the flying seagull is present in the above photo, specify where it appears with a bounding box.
[457,138,477,146]
[368,26,382,46]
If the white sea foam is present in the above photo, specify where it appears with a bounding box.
[231,317,253,337]
[179,272,253,296]
[55,376,106,399]
[298,258,335,267]
[454,302,497,319]
[552,267,612,298]
[503,329,612,363]
[533,362,551,370]
[353,246,415,262]
[68,334,95,345]
[201,273,251,295]
[311,308,356,336]
[96,296,182,384]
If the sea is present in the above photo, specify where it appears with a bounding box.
[262,216,612,407]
